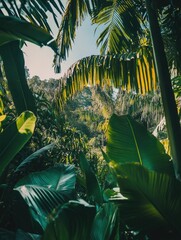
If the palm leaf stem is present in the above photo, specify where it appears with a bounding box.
[145,0,181,180]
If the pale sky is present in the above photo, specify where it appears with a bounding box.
[23,14,100,80]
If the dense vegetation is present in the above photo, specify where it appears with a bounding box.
[0,0,181,239]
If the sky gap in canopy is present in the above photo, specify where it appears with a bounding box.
[23,8,100,80]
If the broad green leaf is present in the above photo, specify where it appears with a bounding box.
[106,114,173,174]
[0,15,57,51]
[42,201,96,240]
[91,203,120,240]
[13,165,76,232]
[15,164,76,191]
[0,111,36,176]
[0,41,36,114]
[113,163,181,236]
[79,152,103,204]
[14,144,54,175]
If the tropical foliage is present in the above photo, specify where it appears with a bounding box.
[105,114,181,239]
[55,0,181,178]
[0,0,181,239]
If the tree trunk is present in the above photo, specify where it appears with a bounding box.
[145,0,181,180]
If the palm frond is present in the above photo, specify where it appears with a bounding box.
[55,47,157,110]
[0,0,64,31]
[55,0,90,72]
[93,0,145,54]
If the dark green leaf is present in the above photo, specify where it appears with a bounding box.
[0,41,36,114]
[16,229,41,240]
[42,201,96,240]
[112,163,181,236]
[15,164,76,191]
[0,16,58,51]
[13,165,76,232]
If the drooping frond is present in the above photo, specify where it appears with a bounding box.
[93,0,146,54]
[0,0,64,31]
[0,16,58,51]
[55,0,90,72]
[55,47,157,110]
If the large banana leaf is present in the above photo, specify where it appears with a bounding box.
[43,201,119,240]
[13,165,76,232]
[0,111,36,176]
[0,15,57,51]
[112,163,181,236]
[106,114,173,174]
[0,41,36,114]
[42,201,96,240]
